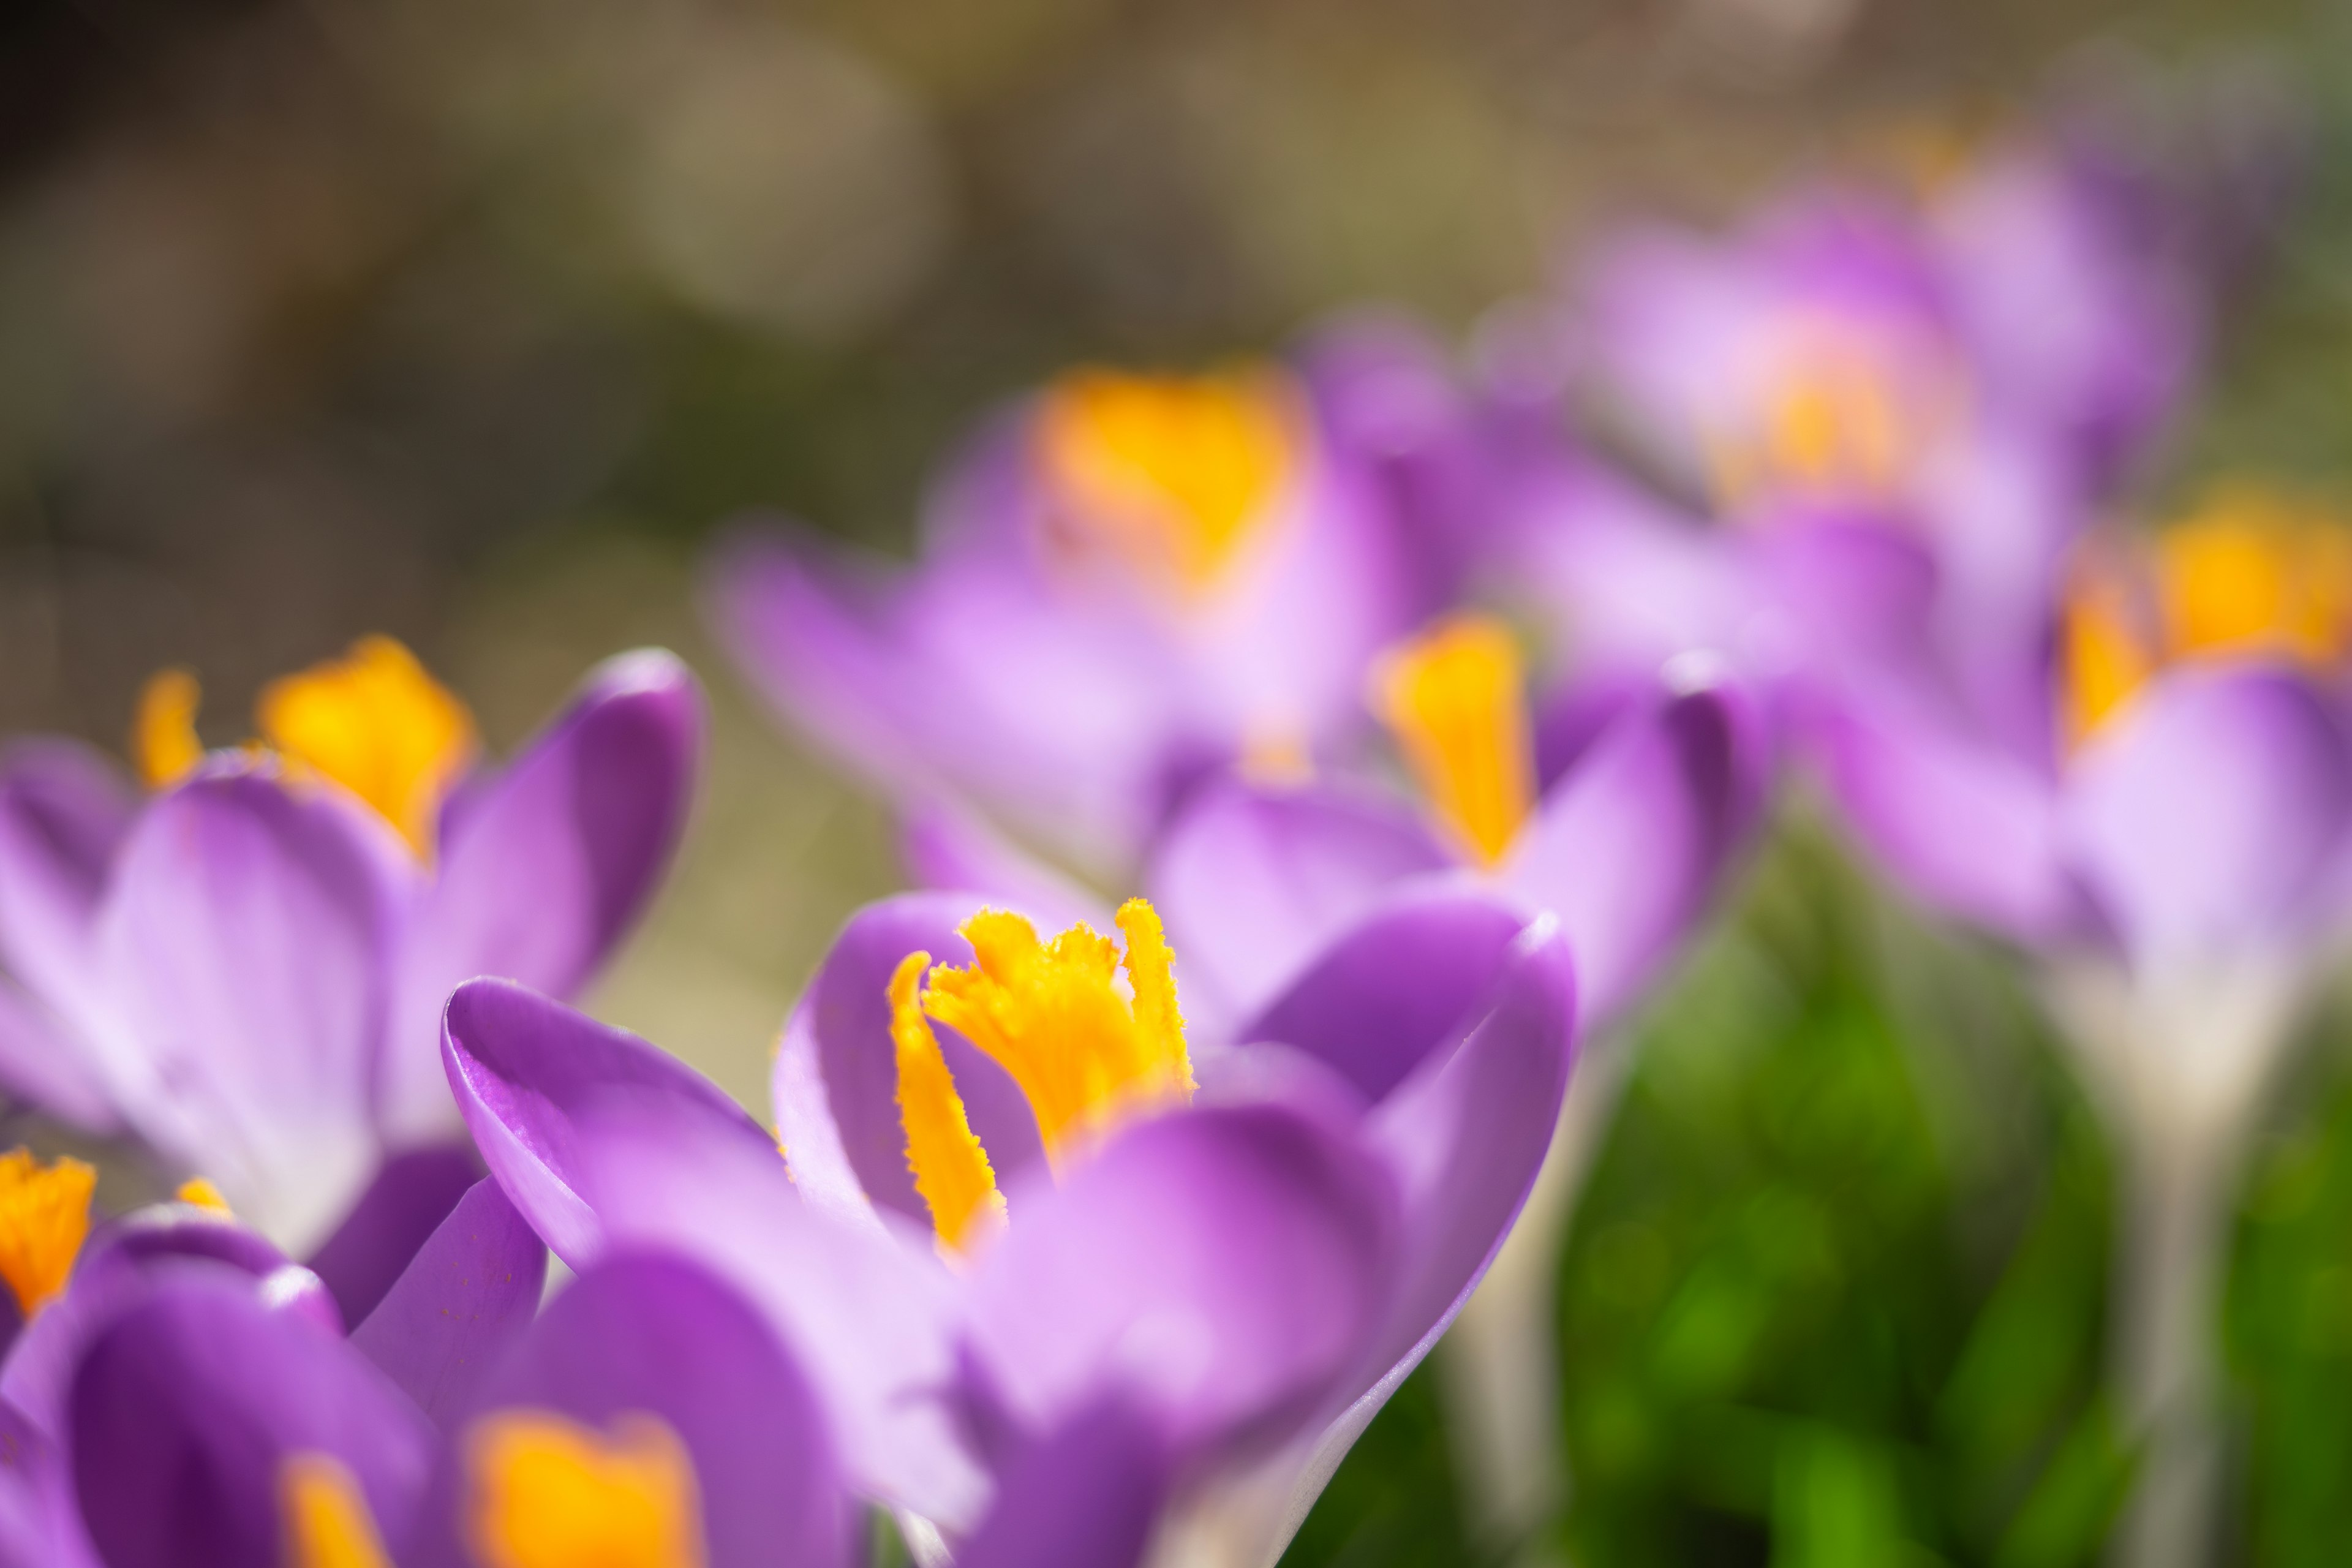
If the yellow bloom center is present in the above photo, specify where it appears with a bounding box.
[0,1148,93,1319]
[463,1411,705,1568]
[889,901,1193,1253]
[174,1177,233,1215]
[2059,487,2352,748]
[1370,614,1536,868]
[131,636,477,858]
[1035,366,1299,595]
[281,1453,392,1568]
[1711,328,1943,508]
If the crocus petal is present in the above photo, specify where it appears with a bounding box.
[407,1253,847,1568]
[68,1278,434,1568]
[1150,783,1453,1030]
[0,978,117,1133]
[304,1144,486,1329]
[956,1395,1167,1568]
[2,1207,326,1435]
[2066,665,2352,965]
[1809,685,2087,944]
[0,740,135,1035]
[440,978,767,1265]
[96,766,413,1251]
[1500,680,1760,1027]
[1235,891,1529,1102]
[962,1103,1398,1463]
[350,1178,547,1428]
[573,1103,987,1531]
[900,800,1112,935]
[772,893,1043,1231]
[383,650,704,1146]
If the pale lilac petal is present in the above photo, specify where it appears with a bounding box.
[962,1104,1397,1462]
[304,1144,484,1329]
[1809,686,2087,944]
[1501,680,1761,1025]
[66,1278,434,1568]
[96,766,414,1251]
[384,650,704,1145]
[0,978,116,1133]
[575,1104,988,1531]
[1150,783,1452,1029]
[439,978,767,1266]
[956,1395,1167,1568]
[2066,665,2352,965]
[900,801,1112,935]
[350,1178,546,1428]
[772,892,1043,1230]
[0,741,135,1032]
[1235,891,1529,1102]
[407,1254,848,1568]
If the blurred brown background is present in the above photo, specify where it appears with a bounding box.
[0,0,2316,1104]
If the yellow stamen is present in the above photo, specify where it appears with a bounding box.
[918,901,1193,1167]
[1035,366,1298,594]
[175,1177,232,1215]
[1370,614,1536,867]
[256,636,477,856]
[889,951,1006,1256]
[281,1453,392,1568]
[1711,332,1939,508]
[464,1410,704,1568]
[133,669,205,788]
[0,1148,93,1319]
[2156,487,2352,666]
[2059,571,2157,748]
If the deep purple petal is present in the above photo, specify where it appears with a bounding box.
[1149,783,1452,1030]
[385,651,704,1145]
[0,740,135,1036]
[1236,891,1530,1104]
[406,1253,847,1568]
[350,1179,547,1428]
[2066,664,2352,965]
[773,891,1049,1228]
[440,978,767,1265]
[963,1103,1398,1463]
[956,1395,1167,1568]
[68,1278,433,1568]
[570,1104,986,1530]
[1500,679,1761,1026]
[95,766,413,1251]
[304,1145,485,1329]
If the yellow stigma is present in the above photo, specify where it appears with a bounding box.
[2059,568,2157,749]
[1035,366,1298,594]
[2155,486,2352,667]
[1370,614,1536,867]
[889,951,1006,1256]
[133,668,205,788]
[1712,331,1936,508]
[257,636,477,856]
[463,1410,705,1568]
[175,1177,232,1215]
[0,1148,93,1320]
[281,1453,391,1568]
[915,900,1193,1171]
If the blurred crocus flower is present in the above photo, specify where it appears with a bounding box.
[1814,484,2352,1568]
[438,884,1574,1566]
[0,639,703,1253]
[1498,138,2207,756]
[706,331,1449,879]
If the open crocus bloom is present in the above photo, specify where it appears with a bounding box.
[438,885,1574,1565]
[1147,613,1760,1036]
[0,641,703,1254]
[705,330,1441,880]
[1499,140,2206,763]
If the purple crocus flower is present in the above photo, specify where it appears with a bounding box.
[0,644,703,1257]
[435,881,1574,1565]
[1812,492,2352,1568]
[704,326,1461,881]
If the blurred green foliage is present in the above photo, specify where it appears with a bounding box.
[1287,823,2135,1567]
